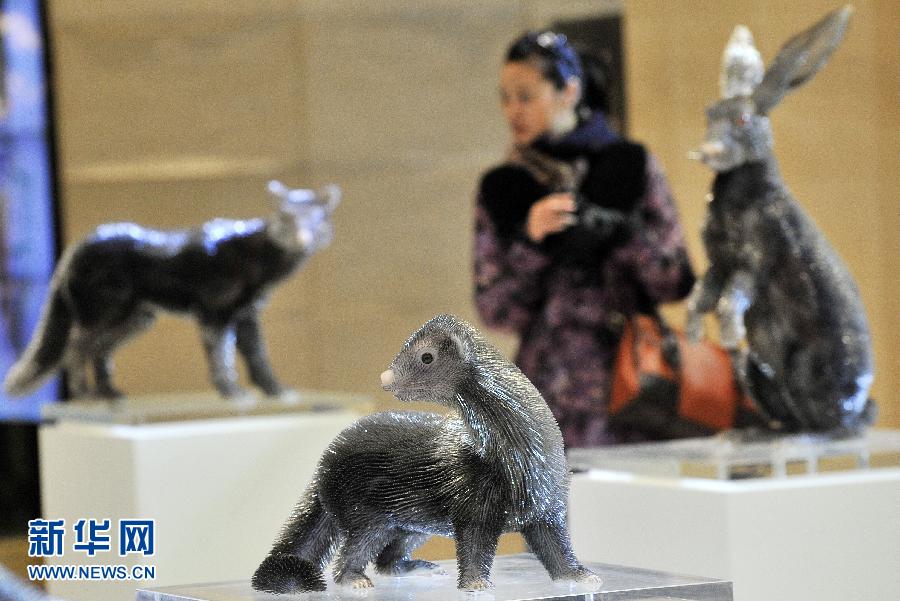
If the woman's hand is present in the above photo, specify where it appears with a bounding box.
[526,193,577,243]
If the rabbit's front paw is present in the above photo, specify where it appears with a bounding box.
[686,311,705,343]
[717,315,745,349]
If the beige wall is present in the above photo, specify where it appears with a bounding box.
[48,0,897,428]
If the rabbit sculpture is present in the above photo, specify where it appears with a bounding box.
[4,181,340,400]
[686,6,875,433]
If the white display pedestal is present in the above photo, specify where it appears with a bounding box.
[569,438,900,601]
[38,392,366,601]
[136,553,733,601]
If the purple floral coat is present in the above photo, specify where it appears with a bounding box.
[474,148,693,447]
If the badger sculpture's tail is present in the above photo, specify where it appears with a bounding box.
[4,281,72,397]
[252,485,340,593]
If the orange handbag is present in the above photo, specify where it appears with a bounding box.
[609,314,759,439]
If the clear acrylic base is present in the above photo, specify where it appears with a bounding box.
[41,389,372,425]
[136,554,732,601]
[567,428,900,479]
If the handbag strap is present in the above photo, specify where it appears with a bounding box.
[631,266,682,373]
[642,307,683,374]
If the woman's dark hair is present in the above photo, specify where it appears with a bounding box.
[506,30,610,116]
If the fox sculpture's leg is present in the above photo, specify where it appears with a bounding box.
[91,308,157,398]
[234,307,285,396]
[62,324,99,398]
[374,532,442,575]
[62,346,89,398]
[200,322,244,398]
[523,517,599,582]
[92,356,119,398]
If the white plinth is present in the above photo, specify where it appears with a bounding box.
[569,466,900,601]
[136,553,733,601]
[38,395,364,601]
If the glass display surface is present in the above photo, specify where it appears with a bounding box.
[137,554,733,601]
[567,429,900,479]
[40,390,373,425]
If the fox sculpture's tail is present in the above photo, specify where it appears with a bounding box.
[4,280,72,396]
[1,561,61,601]
[251,484,340,593]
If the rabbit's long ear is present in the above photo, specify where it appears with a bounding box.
[752,5,852,114]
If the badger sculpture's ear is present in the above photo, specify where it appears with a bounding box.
[427,314,476,362]
[449,330,471,362]
[752,5,852,115]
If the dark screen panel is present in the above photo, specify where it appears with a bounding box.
[553,13,628,135]
[0,0,60,420]
[0,0,60,535]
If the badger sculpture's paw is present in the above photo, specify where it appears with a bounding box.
[377,559,447,576]
[459,576,493,591]
[336,572,373,590]
[571,567,603,586]
[350,576,374,590]
[552,565,603,587]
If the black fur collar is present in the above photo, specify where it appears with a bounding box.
[479,140,648,240]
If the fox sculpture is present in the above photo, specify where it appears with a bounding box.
[687,6,874,433]
[4,181,340,399]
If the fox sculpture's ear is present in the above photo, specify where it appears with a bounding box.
[317,184,342,213]
[268,180,318,208]
[268,180,288,199]
[752,5,852,114]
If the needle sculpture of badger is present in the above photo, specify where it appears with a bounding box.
[252,314,600,592]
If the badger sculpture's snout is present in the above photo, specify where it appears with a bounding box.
[380,369,395,391]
